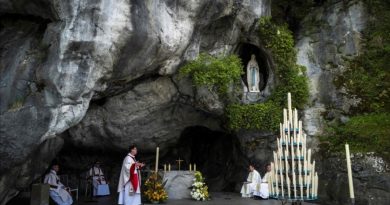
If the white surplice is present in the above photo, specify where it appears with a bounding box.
[240,169,261,197]
[256,171,270,199]
[117,154,141,205]
[44,170,73,205]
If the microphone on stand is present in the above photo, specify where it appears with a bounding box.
[84,163,98,203]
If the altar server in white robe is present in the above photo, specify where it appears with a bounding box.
[257,164,271,199]
[118,144,145,205]
[241,164,261,198]
[88,161,110,196]
[44,164,73,205]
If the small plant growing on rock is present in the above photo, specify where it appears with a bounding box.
[180,53,244,95]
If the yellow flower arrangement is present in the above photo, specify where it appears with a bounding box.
[144,173,168,203]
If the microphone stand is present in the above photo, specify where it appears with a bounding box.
[84,163,97,203]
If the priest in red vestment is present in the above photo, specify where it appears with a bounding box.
[117,144,145,205]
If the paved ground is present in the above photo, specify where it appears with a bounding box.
[76,192,318,205]
[8,192,319,205]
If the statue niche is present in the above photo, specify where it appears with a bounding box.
[246,54,261,92]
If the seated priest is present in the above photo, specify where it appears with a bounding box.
[44,163,73,205]
[257,164,271,199]
[87,160,110,196]
[240,164,261,198]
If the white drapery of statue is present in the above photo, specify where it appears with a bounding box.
[246,54,260,92]
[240,169,261,197]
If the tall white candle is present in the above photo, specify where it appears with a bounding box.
[312,160,316,177]
[287,176,291,198]
[293,171,297,199]
[298,121,302,145]
[189,164,192,171]
[311,160,316,191]
[273,162,279,196]
[271,172,275,196]
[313,172,317,197]
[168,164,171,171]
[274,153,279,174]
[311,171,315,198]
[298,149,302,173]
[280,152,284,198]
[194,164,196,171]
[155,147,160,173]
[345,144,355,200]
[293,114,297,144]
[283,109,288,126]
[279,144,282,159]
[304,160,308,185]
[315,172,318,197]
[294,108,298,130]
[269,167,274,196]
[164,164,167,172]
[299,175,303,199]
[306,171,311,199]
[284,149,289,198]
[288,93,292,125]
[280,123,283,138]
[287,120,290,143]
[291,138,295,166]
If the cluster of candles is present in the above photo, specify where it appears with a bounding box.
[268,93,318,200]
[162,164,197,172]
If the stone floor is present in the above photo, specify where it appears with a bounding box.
[7,192,319,205]
[76,192,318,205]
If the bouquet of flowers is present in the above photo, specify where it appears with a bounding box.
[144,173,168,203]
[190,171,210,201]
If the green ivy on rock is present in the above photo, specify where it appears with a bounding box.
[226,102,281,131]
[258,16,309,109]
[320,113,390,161]
[322,0,390,160]
[179,53,244,95]
[226,17,309,131]
[180,17,309,132]
[335,0,390,113]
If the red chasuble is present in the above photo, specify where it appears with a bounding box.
[129,157,139,192]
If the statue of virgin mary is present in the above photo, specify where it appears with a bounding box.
[246,54,260,92]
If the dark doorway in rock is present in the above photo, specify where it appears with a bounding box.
[236,43,269,91]
[174,126,249,192]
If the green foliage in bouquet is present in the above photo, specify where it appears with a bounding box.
[190,171,210,201]
[144,173,168,203]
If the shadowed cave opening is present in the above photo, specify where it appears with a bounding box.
[236,43,270,91]
[164,126,249,192]
[6,126,251,204]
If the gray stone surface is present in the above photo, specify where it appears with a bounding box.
[163,171,194,199]
[296,0,366,136]
[317,152,390,205]
[8,192,320,205]
[69,77,221,153]
[1,1,389,205]
[0,1,270,204]
[30,184,49,205]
